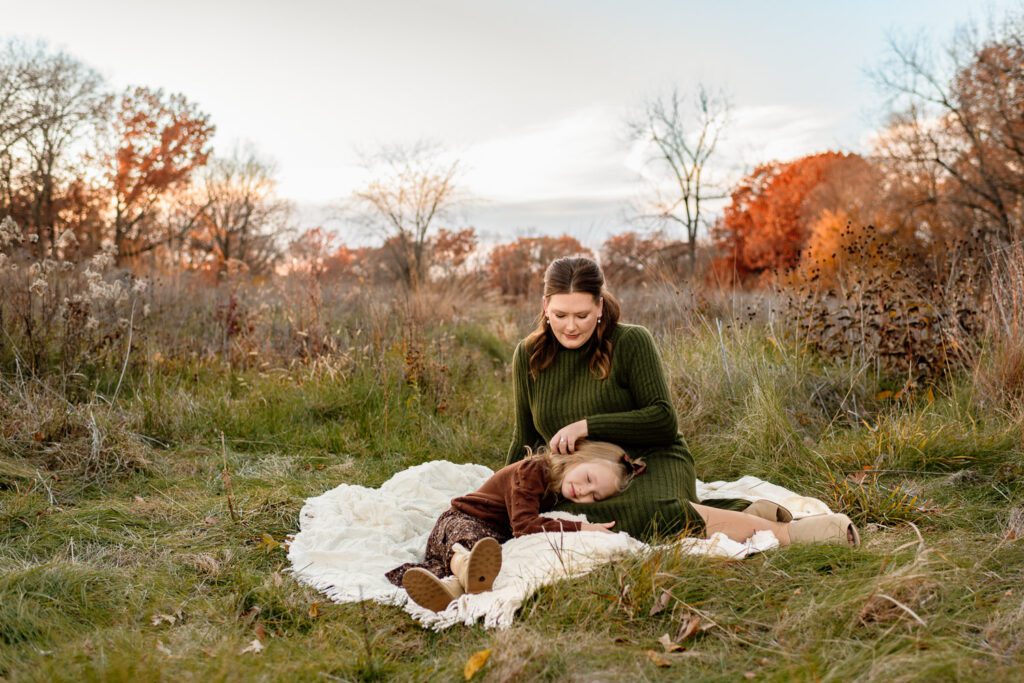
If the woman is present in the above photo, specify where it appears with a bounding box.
[506,256,858,547]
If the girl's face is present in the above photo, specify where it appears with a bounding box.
[560,461,621,503]
[543,292,603,350]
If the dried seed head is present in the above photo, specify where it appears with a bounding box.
[29,278,48,296]
[55,229,79,249]
[0,216,22,248]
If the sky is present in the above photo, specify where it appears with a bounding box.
[3,0,1019,247]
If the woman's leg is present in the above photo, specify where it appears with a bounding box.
[690,503,792,544]
[691,504,859,546]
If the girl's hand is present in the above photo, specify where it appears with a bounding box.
[549,419,588,454]
[582,521,615,533]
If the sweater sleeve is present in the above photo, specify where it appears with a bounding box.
[509,459,583,536]
[585,326,679,446]
[506,341,543,465]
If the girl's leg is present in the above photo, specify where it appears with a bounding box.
[690,503,792,544]
[448,537,502,593]
[386,508,510,587]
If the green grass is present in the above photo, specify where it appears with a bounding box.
[2,315,1024,682]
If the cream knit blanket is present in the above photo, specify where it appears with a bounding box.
[287,460,831,630]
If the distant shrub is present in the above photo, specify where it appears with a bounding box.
[779,224,985,381]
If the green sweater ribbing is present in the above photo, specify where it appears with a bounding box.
[505,324,703,539]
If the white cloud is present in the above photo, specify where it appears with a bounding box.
[460,105,636,203]
[721,104,847,169]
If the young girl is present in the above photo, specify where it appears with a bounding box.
[385,440,645,612]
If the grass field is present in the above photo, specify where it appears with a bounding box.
[2,281,1024,682]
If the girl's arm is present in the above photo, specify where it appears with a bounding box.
[584,326,679,447]
[506,342,543,465]
[508,460,583,536]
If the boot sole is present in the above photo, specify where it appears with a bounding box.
[465,537,502,594]
[403,568,459,612]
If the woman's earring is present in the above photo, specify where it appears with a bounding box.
[545,317,550,325]
[598,317,602,324]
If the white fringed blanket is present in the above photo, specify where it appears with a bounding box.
[287,461,831,630]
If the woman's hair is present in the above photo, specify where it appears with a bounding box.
[525,255,621,379]
[527,440,645,498]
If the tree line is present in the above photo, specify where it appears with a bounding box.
[3,8,1022,293]
[0,40,288,275]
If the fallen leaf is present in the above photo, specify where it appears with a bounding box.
[254,622,266,642]
[151,613,178,626]
[308,602,320,618]
[240,639,263,655]
[33,431,45,442]
[240,606,261,625]
[156,640,172,656]
[847,471,869,484]
[875,390,893,400]
[203,516,219,526]
[649,589,672,616]
[744,672,756,679]
[133,495,146,504]
[646,650,672,668]
[272,572,284,587]
[258,533,279,551]
[675,615,702,643]
[463,648,491,680]
[657,633,683,653]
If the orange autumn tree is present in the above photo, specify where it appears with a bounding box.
[108,86,214,264]
[711,152,878,283]
[601,230,690,285]
[430,227,477,279]
[487,235,591,299]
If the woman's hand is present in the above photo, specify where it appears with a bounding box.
[582,521,616,533]
[549,419,588,454]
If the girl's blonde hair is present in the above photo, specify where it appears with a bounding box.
[527,440,645,498]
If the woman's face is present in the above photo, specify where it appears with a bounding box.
[543,292,603,349]
[561,461,620,503]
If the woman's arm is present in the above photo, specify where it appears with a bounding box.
[506,342,543,465]
[585,326,679,447]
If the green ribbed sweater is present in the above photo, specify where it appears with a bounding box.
[505,324,703,539]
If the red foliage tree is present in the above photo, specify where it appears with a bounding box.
[601,230,692,285]
[109,86,214,263]
[288,227,338,279]
[487,235,592,299]
[430,227,477,279]
[711,152,874,283]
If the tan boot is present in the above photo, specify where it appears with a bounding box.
[743,499,794,523]
[402,568,464,612]
[788,514,860,547]
[450,538,502,594]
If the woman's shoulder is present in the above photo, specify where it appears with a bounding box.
[612,323,655,345]
[512,338,531,364]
